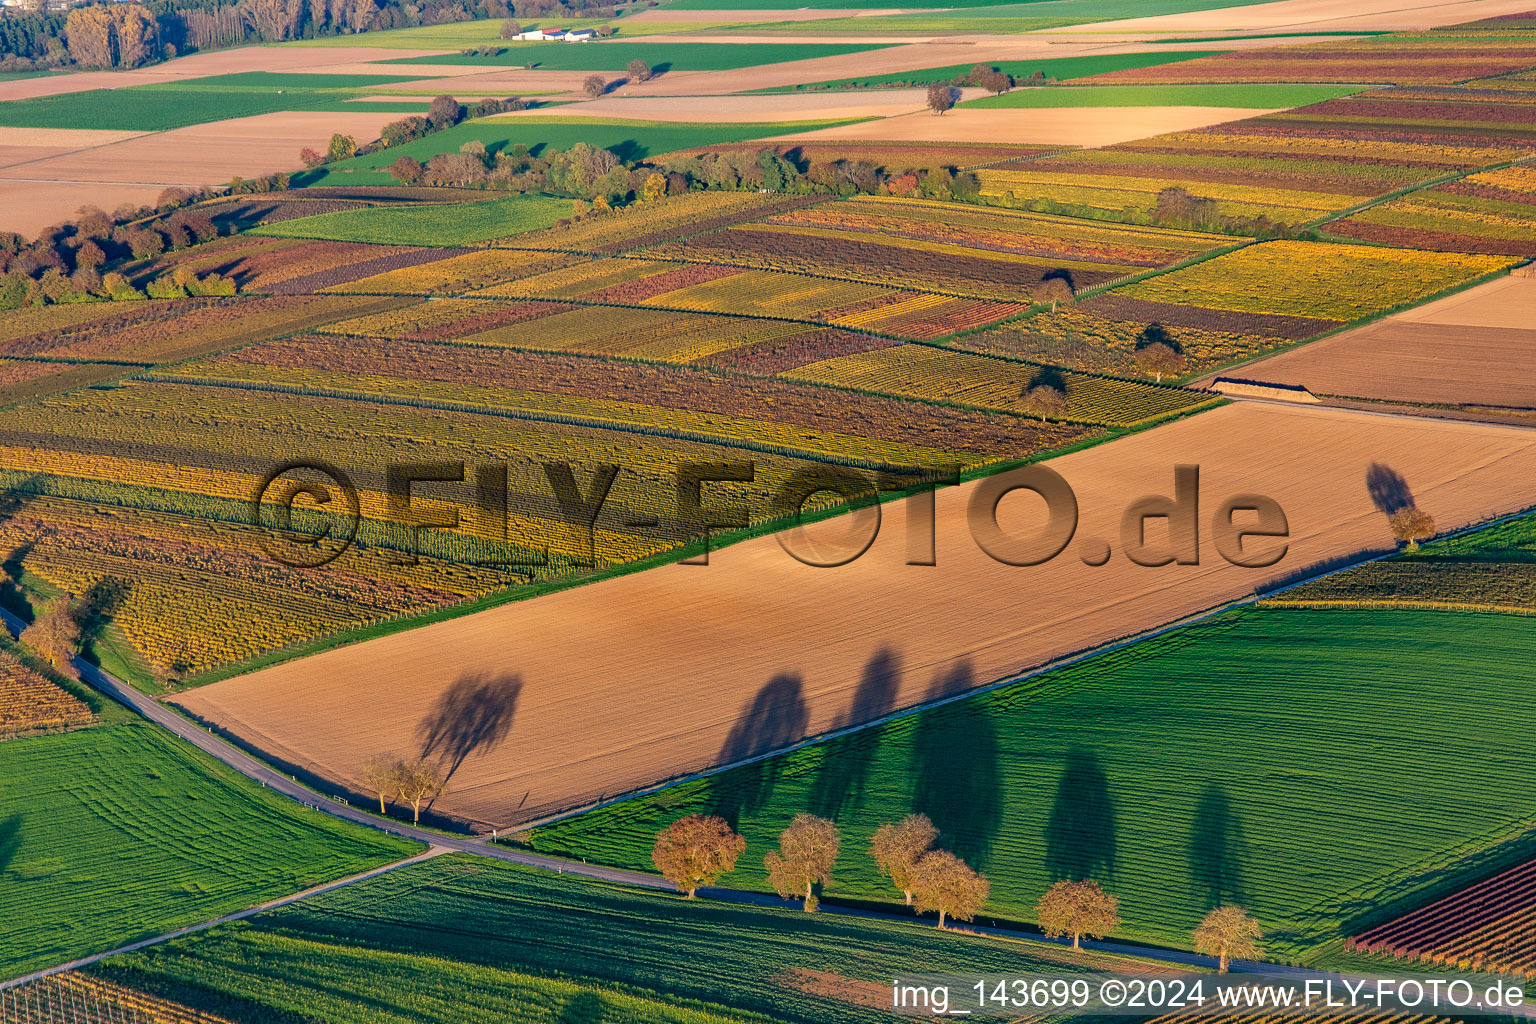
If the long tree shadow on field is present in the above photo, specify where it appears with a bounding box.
[417,672,522,804]
[559,991,604,1024]
[0,815,21,878]
[0,474,45,623]
[1044,747,1117,881]
[710,673,809,828]
[809,647,902,819]
[1188,783,1247,909]
[908,661,1002,869]
[1366,463,1415,516]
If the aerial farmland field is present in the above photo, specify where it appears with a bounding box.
[2,0,1536,1018]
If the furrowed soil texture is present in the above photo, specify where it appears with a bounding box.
[1201,275,1536,409]
[174,402,1536,827]
[0,720,419,978]
[530,606,1536,958]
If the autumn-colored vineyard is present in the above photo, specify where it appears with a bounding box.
[1076,15,1536,85]
[0,9,1526,689]
[0,971,235,1023]
[0,648,92,737]
[785,344,1217,427]
[1350,857,1536,976]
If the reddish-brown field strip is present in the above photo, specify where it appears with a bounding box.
[1195,276,1536,408]
[174,402,1536,827]
[1205,321,1536,408]
[1351,857,1536,975]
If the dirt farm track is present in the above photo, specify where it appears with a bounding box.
[174,402,1536,827]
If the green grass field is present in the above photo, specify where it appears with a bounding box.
[383,41,892,70]
[254,194,570,245]
[0,72,425,132]
[766,50,1231,92]
[0,720,419,978]
[1404,510,1536,563]
[529,607,1536,961]
[299,117,859,185]
[94,855,1154,1023]
[960,83,1367,109]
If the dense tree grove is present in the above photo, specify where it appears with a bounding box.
[0,188,238,309]
[384,137,986,209]
[0,0,625,69]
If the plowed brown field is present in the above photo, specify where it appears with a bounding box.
[174,402,1536,827]
[1196,276,1536,408]
[764,104,1274,146]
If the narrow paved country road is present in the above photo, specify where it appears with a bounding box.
[0,604,1483,997]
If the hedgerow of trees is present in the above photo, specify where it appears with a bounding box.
[0,191,240,309]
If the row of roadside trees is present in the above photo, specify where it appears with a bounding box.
[653,812,991,926]
[651,811,1265,971]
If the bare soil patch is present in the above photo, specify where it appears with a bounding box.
[763,104,1270,146]
[1197,276,1536,409]
[5,109,408,186]
[174,402,1536,827]
[0,180,168,238]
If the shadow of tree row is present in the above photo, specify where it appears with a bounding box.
[705,647,1248,904]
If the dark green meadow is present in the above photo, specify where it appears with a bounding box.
[95,854,1150,1023]
[0,720,419,978]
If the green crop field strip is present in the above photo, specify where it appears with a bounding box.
[530,607,1536,959]
[961,84,1368,109]
[254,195,571,245]
[0,72,425,132]
[0,720,419,978]
[0,87,326,132]
[94,855,1153,1024]
[383,41,894,70]
[767,51,1232,92]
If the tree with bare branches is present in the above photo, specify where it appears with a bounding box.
[870,813,937,907]
[765,813,839,911]
[1037,879,1120,949]
[926,82,957,116]
[583,74,608,99]
[1193,905,1264,972]
[627,58,653,83]
[392,758,442,824]
[653,815,745,897]
[911,850,989,928]
[359,753,403,814]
